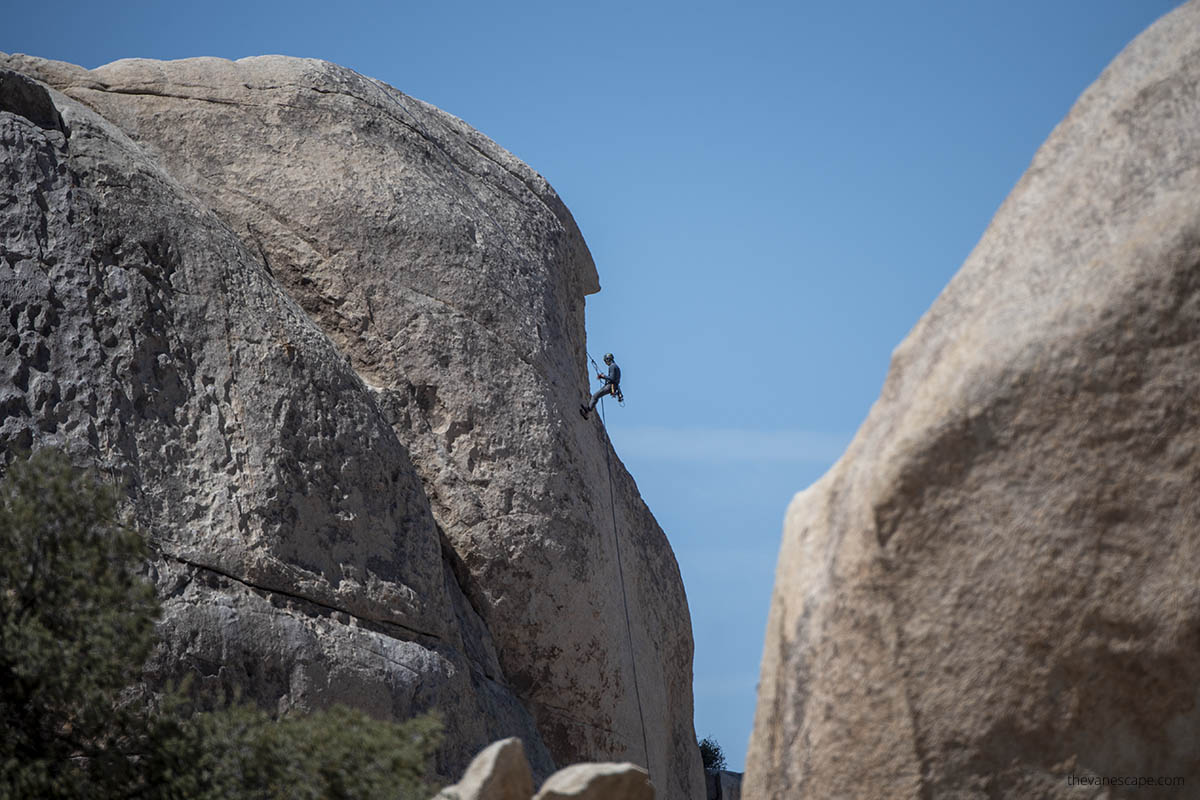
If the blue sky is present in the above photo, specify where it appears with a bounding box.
[5,0,1184,774]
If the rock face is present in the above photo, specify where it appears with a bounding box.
[746,4,1200,798]
[0,54,702,798]
[0,64,548,778]
[705,770,742,800]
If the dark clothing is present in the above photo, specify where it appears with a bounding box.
[601,362,621,387]
[588,382,615,410]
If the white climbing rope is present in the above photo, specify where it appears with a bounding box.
[599,397,651,772]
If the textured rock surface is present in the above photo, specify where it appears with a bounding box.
[434,737,534,800]
[533,762,654,800]
[705,770,742,800]
[0,65,550,778]
[747,3,1200,798]
[0,53,702,797]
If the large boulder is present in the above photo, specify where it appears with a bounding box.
[747,3,1200,798]
[0,65,548,777]
[0,53,703,798]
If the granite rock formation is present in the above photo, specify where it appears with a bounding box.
[0,54,702,798]
[747,3,1200,798]
[0,63,549,778]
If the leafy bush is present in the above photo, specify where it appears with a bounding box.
[0,448,157,799]
[698,735,726,772]
[0,449,443,799]
[146,703,443,800]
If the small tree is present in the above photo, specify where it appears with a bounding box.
[698,735,726,772]
[0,448,158,798]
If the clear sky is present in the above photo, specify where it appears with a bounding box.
[5,0,1185,774]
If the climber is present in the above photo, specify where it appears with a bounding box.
[580,353,621,419]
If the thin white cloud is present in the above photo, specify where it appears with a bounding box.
[609,427,851,464]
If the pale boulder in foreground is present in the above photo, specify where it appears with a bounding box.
[434,738,534,800]
[533,763,654,800]
[748,2,1200,798]
[435,738,654,800]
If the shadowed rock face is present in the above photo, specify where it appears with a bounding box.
[747,3,1200,798]
[0,55,702,798]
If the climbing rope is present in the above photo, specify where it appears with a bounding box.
[598,398,651,772]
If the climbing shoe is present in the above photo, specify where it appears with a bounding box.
[579,405,590,419]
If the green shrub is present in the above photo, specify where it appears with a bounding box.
[146,703,443,800]
[0,449,443,799]
[0,448,157,799]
